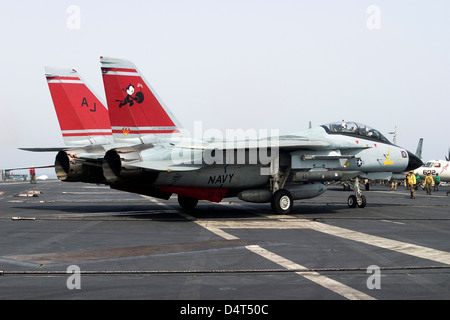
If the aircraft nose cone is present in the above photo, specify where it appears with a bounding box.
[405,151,423,172]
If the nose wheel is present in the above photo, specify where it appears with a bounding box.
[271,189,293,214]
[269,155,293,214]
[347,177,367,208]
[347,194,366,208]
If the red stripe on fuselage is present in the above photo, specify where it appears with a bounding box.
[160,186,228,203]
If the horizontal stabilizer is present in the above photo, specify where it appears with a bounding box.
[5,164,55,171]
[19,147,66,152]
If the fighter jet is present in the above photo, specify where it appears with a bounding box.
[22,57,423,214]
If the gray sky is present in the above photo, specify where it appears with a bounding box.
[1,0,449,178]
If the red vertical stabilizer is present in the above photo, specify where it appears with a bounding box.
[100,57,182,144]
[45,67,113,146]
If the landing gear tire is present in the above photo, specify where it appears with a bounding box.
[357,195,366,208]
[271,189,293,215]
[178,195,198,210]
[347,195,367,208]
[347,195,357,208]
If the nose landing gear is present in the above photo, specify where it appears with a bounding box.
[347,177,367,208]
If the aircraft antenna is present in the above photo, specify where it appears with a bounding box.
[388,126,398,144]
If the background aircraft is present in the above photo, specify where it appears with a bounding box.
[22,57,423,214]
[414,156,450,183]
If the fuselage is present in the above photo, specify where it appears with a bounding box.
[55,121,423,203]
[138,123,421,190]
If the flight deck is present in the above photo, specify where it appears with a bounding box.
[1,179,449,303]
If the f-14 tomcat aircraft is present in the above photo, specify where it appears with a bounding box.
[23,57,422,214]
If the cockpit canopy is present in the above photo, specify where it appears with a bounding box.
[424,161,441,168]
[321,121,391,144]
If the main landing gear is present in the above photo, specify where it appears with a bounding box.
[347,177,366,208]
[178,195,198,210]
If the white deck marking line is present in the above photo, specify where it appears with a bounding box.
[141,195,169,207]
[202,226,239,240]
[302,220,450,265]
[193,219,310,230]
[145,198,449,297]
[381,220,405,225]
[142,197,450,267]
[246,245,375,300]
[202,217,450,266]
[178,212,239,240]
[178,212,374,299]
